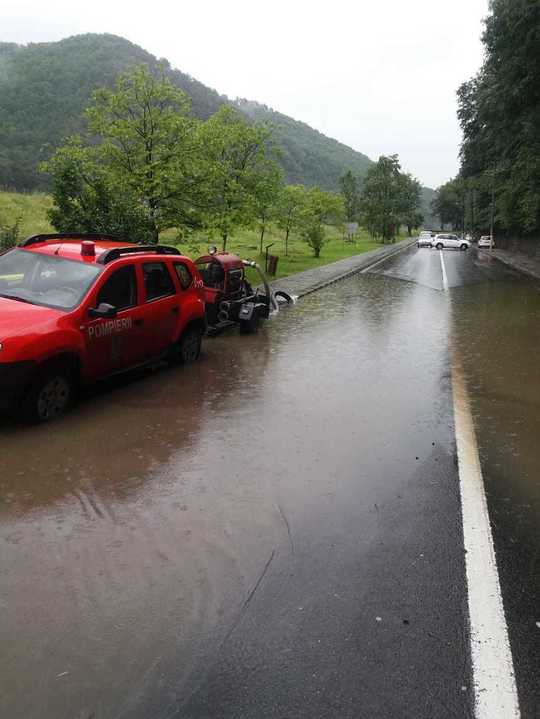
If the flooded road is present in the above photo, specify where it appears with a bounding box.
[1,246,538,718]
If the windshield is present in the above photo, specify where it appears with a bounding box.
[0,249,102,311]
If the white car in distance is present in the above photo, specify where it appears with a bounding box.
[478,235,495,248]
[417,231,434,248]
[433,233,470,251]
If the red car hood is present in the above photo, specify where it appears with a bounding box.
[0,296,64,339]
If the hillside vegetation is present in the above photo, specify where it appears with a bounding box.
[0,33,434,222]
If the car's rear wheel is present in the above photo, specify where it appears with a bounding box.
[21,369,75,423]
[176,326,202,364]
[460,243,468,250]
[436,242,444,250]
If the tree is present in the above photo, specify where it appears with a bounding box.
[253,163,284,254]
[43,139,151,242]
[457,0,540,236]
[339,170,360,228]
[276,184,307,256]
[360,155,407,243]
[298,187,343,258]
[399,173,423,235]
[431,178,466,231]
[199,106,281,250]
[86,66,202,243]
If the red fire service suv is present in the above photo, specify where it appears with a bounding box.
[0,234,206,422]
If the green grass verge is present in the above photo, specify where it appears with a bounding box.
[0,191,53,237]
[0,191,409,279]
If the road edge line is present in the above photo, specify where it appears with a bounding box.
[451,353,521,719]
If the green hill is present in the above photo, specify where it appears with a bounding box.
[0,33,434,220]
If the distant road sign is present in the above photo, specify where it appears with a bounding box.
[346,222,358,235]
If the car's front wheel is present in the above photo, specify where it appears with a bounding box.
[436,242,444,250]
[175,326,203,364]
[460,243,468,250]
[21,369,75,423]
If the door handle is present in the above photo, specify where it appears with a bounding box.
[134,318,144,326]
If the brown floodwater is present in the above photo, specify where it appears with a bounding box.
[1,247,538,718]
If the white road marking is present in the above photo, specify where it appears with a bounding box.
[452,354,521,719]
[439,250,449,291]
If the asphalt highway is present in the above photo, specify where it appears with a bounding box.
[0,245,538,718]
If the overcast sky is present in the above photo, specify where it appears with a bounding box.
[3,0,488,188]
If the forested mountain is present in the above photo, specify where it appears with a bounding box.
[0,34,226,190]
[0,33,434,220]
[237,99,371,189]
[0,34,372,192]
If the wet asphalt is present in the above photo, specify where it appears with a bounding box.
[0,246,538,718]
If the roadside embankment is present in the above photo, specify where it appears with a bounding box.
[268,238,415,298]
[484,248,540,282]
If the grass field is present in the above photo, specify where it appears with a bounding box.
[0,190,409,279]
[0,191,54,237]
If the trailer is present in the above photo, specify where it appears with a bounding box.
[194,246,292,335]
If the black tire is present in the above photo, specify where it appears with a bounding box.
[460,243,468,251]
[20,368,75,423]
[417,243,420,248]
[436,242,444,250]
[176,326,202,364]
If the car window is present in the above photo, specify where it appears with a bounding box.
[97,265,137,310]
[0,249,101,311]
[143,262,175,301]
[173,262,192,290]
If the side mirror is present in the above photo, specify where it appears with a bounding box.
[89,302,117,319]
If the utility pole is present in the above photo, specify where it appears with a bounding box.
[489,165,496,245]
[489,179,495,243]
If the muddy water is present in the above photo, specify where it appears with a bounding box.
[1,269,452,719]
[2,247,538,718]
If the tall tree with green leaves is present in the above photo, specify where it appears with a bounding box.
[360,155,407,243]
[298,187,343,258]
[339,170,360,224]
[253,163,284,254]
[43,139,151,242]
[457,0,540,236]
[199,106,280,250]
[431,178,466,230]
[44,66,203,243]
[87,65,202,242]
[276,184,307,256]
[399,173,424,235]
